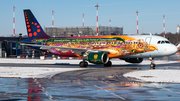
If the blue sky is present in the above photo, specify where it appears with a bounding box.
[0,0,180,36]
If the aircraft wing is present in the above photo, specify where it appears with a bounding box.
[20,43,110,55]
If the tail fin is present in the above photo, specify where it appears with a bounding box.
[24,9,50,41]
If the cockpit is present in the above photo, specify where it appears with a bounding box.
[157,40,171,44]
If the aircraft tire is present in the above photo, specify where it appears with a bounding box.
[79,61,88,67]
[150,63,155,69]
[84,62,88,67]
[104,61,112,67]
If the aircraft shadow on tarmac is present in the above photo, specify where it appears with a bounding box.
[54,63,148,69]
[55,62,180,70]
[0,62,180,70]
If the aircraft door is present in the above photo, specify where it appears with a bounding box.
[145,37,151,49]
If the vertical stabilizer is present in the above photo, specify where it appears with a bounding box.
[24,9,50,41]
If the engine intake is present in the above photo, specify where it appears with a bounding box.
[124,58,143,63]
[87,52,109,64]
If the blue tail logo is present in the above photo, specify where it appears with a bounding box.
[24,9,49,41]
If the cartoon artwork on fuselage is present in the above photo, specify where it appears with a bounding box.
[32,36,158,58]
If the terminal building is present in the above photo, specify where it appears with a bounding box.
[45,26,123,37]
[0,26,123,58]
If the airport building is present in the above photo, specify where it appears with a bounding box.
[45,26,123,37]
[0,35,43,58]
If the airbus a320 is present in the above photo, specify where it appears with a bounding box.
[21,9,178,69]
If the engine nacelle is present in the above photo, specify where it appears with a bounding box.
[87,52,109,64]
[124,58,143,63]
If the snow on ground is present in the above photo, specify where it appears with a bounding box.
[0,67,86,78]
[0,58,90,79]
[123,70,180,83]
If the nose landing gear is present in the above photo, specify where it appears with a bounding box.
[149,57,155,69]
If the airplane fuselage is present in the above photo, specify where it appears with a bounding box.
[31,35,177,58]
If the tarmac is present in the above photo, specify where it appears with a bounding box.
[0,55,180,100]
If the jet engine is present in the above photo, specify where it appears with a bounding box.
[87,52,109,64]
[123,58,143,63]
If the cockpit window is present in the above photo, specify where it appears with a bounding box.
[161,41,165,44]
[165,41,170,44]
[157,40,171,44]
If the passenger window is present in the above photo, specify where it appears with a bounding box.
[157,41,161,44]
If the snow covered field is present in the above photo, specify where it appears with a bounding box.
[0,58,90,79]
[124,70,180,83]
[0,67,85,78]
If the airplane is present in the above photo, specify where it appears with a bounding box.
[21,9,178,69]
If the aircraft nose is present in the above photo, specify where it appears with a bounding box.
[168,45,178,55]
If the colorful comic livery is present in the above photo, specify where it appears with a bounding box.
[21,9,178,69]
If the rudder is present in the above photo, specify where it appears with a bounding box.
[24,9,50,41]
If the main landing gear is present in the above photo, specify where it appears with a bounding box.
[149,57,156,69]
[79,60,88,67]
[79,60,112,67]
[104,61,112,67]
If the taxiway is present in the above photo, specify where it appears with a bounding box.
[0,56,180,100]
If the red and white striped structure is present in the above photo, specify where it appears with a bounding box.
[136,10,139,35]
[82,13,84,28]
[52,10,56,59]
[52,10,54,27]
[13,6,16,36]
[95,4,99,36]
[109,19,111,27]
[163,15,165,37]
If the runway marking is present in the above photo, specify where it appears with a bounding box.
[152,84,180,94]
[33,78,55,101]
[94,85,125,100]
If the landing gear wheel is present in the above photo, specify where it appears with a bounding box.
[79,61,88,67]
[149,57,156,69]
[150,63,156,69]
[104,61,112,67]
[84,62,88,67]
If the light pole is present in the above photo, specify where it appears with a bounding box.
[136,10,139,35]
[95,4,99,36]
[163,15,165,37]
[82,13,84,28]
[13,6,16,36]
[52,10,54,27]
[109,19,111,27]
